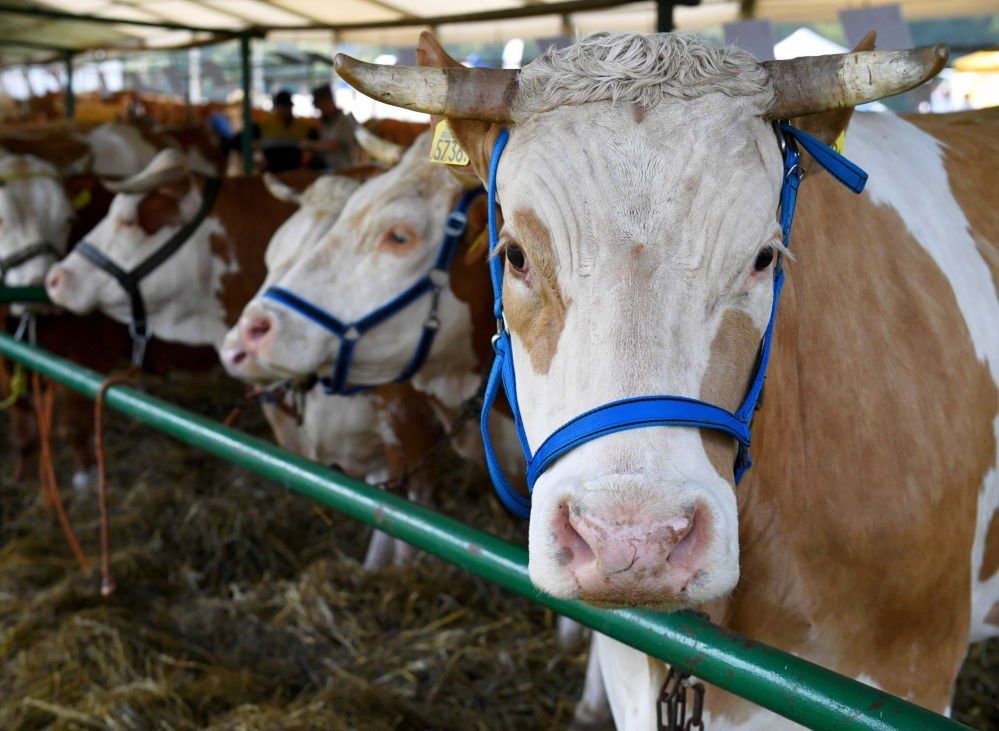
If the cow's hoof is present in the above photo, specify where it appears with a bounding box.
[72,467,97,492]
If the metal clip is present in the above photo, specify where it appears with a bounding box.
[343,325,360,342]
[14,312,36,344]
[444,211,468,238]
[128,321,151,367]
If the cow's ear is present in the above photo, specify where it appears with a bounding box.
[417,31,504,184]
[791,30,877,172]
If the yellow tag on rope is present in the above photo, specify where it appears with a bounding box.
[71,187,92,210]
[0,363,26,410]
[832,131,847,155]
[429,120,470,166]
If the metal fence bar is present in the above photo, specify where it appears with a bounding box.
[0,333,966,731]
[0,287,50,304]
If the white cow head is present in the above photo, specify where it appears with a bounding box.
[220,172,362,383]
[335,32,946,608]
[46,148,231,347]
[0,155,75,287]
[237,132,483,407]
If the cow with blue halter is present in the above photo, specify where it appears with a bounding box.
[334,30,999,729]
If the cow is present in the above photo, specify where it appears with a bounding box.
[232,128,611,728]
[330,31,998,729]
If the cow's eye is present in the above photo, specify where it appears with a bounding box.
[383,225,415,246]
[753,246,775,272]
[506,244,527,273]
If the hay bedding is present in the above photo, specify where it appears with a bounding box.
[0,370,995,730]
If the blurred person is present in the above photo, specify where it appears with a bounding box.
[303,84,358,171]
[257,89,313,173]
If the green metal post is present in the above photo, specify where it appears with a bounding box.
[0,334,966,731]
[64,52,74,120]
[239,34,253,175]
[0,286,50,304]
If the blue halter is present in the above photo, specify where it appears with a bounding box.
[264,188,484,395]
[482,122,868,519]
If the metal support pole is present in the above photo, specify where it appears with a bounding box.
[0,333,967,731]
[64,52,74,119]
[239,34,253,175]
[0,286,49,304]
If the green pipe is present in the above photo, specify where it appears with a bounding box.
[64,53,74,120]
[0,286,50,304]
[239,35,253,175]
[0,3,236,35]
[0,333,966,731]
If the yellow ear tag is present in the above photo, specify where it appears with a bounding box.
[71,188,92,211]
[466,228,489,260]
[832,131,847,155]
[429,120,470,166]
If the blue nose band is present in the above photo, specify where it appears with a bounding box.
[480,123,868,519]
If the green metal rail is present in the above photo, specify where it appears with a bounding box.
[0,287,50,305]
[0,333,966,731]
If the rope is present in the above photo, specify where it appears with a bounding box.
[0,360,26,410]
[29,371,91,573]
[94,371,134,598]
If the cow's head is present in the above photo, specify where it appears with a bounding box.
[336,32,946,608]
[0,154,79,286]
[237,131,485,405]
[46,148,230,346]
[221,172,362,383]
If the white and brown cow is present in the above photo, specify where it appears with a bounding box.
[233,128,610,727]
[334,31,998,728]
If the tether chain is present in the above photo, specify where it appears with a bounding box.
[658,610,710,731]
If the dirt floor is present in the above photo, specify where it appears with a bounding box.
[0,370,996,730]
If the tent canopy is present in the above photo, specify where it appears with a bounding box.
[0,0,994,63]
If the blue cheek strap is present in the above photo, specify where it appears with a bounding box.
[481,123,867,519]
[263,188,484,395]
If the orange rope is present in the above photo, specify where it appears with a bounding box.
[30,372,91,573]
[94,372,134,598]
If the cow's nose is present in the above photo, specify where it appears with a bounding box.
[220,346,248,376]
[551,498,708,602]
[45,266,69,300]
[239,309,275,354]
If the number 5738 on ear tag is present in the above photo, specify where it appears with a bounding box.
[429,120,470,166]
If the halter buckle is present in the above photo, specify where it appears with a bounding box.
[444,211,468,238]
[343,325,360,341]
[429,268,449,288]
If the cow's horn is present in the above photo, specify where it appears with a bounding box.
[263,173,302,206]
[354,126,404,166]
[103,163,189,194]
[763,45,949,119]
[334,54,518,123]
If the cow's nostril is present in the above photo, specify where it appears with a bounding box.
[232,351,247,365]
[245,316,272,342]
[45,269,64,293]
[552,501,596,571]
[665,507,703,569]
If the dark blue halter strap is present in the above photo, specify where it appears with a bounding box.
[482,123,867,519]
[264,187,484,395]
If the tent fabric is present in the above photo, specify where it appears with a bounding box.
[0,0,994,62]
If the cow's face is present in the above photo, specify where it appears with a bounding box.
[0,156,72,286]
[238,135,473,385]
[333,31,944,608]
[46,150,228,346]
[494,97,782,608]
[221,174,360,383]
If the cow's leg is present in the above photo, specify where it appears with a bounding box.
[558,616,586,647]
[369,385,443,569]
[570,634,614,731]
[57,388,97,490]
[9,398,38,483]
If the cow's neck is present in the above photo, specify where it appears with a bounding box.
[144,176,294,351]
[411,192,493,417]
[689,112,998,722]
